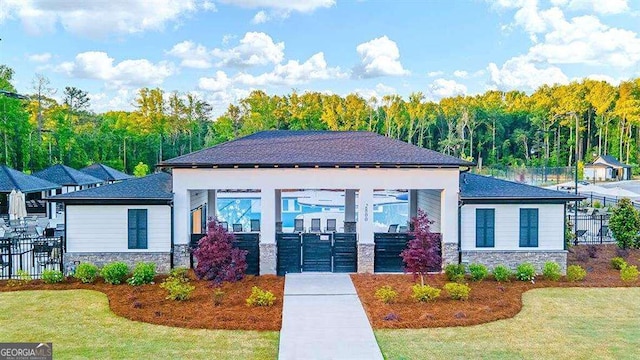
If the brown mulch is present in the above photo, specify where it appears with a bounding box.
[0,272,284,331]
[352,244,640,329]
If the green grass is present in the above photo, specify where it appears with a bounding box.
[0,290,278,360]
[376,288,640,360]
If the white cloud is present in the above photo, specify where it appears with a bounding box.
[167,41,213,69]
[89,89,135,113]
[198,71,232,92]
[27,52,52,63]
[427,71,444,77]
[527,14,640,67]
[212,32,285,67]
[219,0,335,13]
[252,10,269,24]
[353,36,409,78]
[583,74,619,84]
[488,55,568,90]
[453,70,469,78]
[354,83,397,102]
[550,0,629,15]
[57,51,175,88]
[0,0,212,37]
[234,52,345,86]
[428,78,468,99]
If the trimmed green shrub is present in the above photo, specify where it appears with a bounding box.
[443,282,471,301]
[444,264,466,282]
[492,265,513,282]
[127,262,157,286]
[468,263,489,282]
[169,267,190,280]
[611,257,627,270]
[542,261,561,281]
[566,265,587,282]
[375,285,398,304]
[42,269,64,284]
[620,265,639,282]
[411,284,441,302]
[160,276,195,301]
[516,263,536,282]
[100,262,129,285]
[17,269,32,282]
[74,262,99,283]
[246,286,276,307]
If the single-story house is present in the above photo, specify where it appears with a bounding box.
[33,164,103,219]
[50,172,172,273]
[584,155,632,181]
[51,131,582,275]
[1,165,60,217]
[80,163,134,184]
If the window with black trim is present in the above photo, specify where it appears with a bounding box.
[128,209,148,249]
[476,209,495,247]
[519,208,538,247]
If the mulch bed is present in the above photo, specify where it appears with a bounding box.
[352,244,640,329]
[0,272,284,331]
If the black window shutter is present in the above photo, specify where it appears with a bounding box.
[476,210,485,247]
[486,209,495,247]
[530,209,538,247]
[519,209,527,247]
[138,210,148,249]
[128,210,137,249]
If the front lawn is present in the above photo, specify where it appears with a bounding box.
[0,290,279,359]
[376,287,640,359]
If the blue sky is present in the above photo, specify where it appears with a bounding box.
[1,0,639,115]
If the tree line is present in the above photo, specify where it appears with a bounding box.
[1,63,639,174]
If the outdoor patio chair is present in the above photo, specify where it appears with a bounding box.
[232,223,243,232]
[326,219,337,232]
[293,219,304,233]
[310,218,321,233]
[250,219,260,232]
[398,225,408,233]
[388,224,399,233]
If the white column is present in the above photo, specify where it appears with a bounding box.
[344,189,356,222]
[441,188,459,244]
[275,189,282,224]
[260,188,276,244]
[206,190,217,221]
[357,187,375,244]
[173,189,189,245]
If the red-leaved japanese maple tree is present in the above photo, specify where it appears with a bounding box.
[400,210,442,285]
[193,219,248,284]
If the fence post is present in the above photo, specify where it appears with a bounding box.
[600,215,604,244]
[8,240,12,279]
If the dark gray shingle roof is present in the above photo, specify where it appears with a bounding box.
[460,173,584,201]
[597,155,631,168]
[33,164,103,186]
[0,165,60,193]
[80,163,134,182]
[49,172,172,203]
[160,131,472,168]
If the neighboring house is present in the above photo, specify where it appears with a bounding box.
[51,131,582,275]
[80,163,134,184]
[33,164,103,219]
[584,155,632,181]
[49,172,173,273]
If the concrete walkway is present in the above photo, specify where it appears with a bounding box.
[278,273,383,360]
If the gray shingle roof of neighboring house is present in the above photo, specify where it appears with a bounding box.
[460,173,584,202]
[80,163,134,182]
[49,172,172,204]
[159,130,473,168]
[0,165,60,194]
[594,155,631,168]
[33,164,103,187]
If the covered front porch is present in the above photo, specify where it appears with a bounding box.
[174,167,459,275]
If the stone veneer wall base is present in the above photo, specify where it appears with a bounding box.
[461,250,568,275]
[260,243,276,275]
[357,243,375,273]
[64,252,172,274]
[441,242,459,269]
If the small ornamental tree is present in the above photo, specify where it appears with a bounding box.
[400,210,442,286]
[193,219,248,284]
[609,198,640,249]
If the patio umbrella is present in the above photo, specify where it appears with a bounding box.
[8,189,17,220]
[16,190,27,219]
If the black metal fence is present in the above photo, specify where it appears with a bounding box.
[0,236,64,279]
[567,214,615,244]
[474,166,574,186]
[189,233,260,275]
[373,233,442,272]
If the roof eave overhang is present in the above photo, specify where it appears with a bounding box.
[159,162,470,169]
[461,197,585,204]
[47,198,172,205]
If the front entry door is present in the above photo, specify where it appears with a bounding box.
[302,234,332,272]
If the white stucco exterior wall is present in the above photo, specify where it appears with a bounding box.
[66,205,172,252]
[460,203,565,251]
[172,167,460,247]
